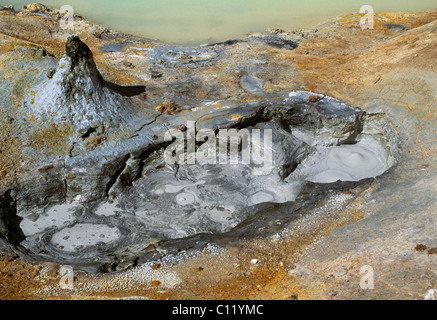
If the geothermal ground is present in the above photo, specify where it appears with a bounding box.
[0,4,436,300]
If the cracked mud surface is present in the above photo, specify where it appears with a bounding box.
[0,6,436,299]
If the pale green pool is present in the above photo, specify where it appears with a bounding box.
[6,0,437,45]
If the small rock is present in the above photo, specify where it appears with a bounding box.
[152,263,161,270]
[308,95,320,102]
[250,259,259,265]
[0,5,15,12]
[156,102,181,115]
[329,290,338,297]
[427,248,437,255]
[46,68,56,79]
[178,124,187,132]
[415,244,428,252]
[385,23,409,32]
[23,3,48,13]
[150,280,161,287]
[267,28,285,34]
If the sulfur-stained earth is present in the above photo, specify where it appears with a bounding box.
[0,4,436,300]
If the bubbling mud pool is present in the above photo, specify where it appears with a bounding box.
[12,90,399,272]
[294,136,389,183]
